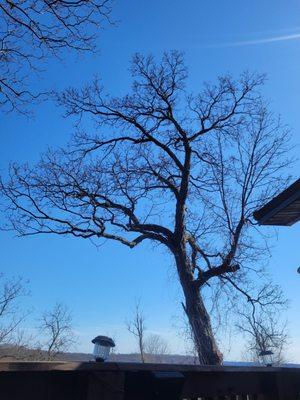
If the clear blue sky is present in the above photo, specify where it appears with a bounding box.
[1,0,300,360]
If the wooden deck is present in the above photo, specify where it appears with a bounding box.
[0,361,299,399]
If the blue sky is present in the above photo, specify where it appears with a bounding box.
[1,0,300,360]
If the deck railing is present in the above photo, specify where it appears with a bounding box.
[0,362,299,400]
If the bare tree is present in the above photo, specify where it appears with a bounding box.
[145,333,169,363]
[0,329,44,361]
[0,0,113,113]
[127,302,169,363]
[0,274,29,346]
[0,277,75,361]
[126,301,146,363]
[236,288,288,366]
[38,302,76,360]
[0,275,47,361]
[0,52,292,364]
[145,333,168,355]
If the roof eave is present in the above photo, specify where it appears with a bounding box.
[253,179,300,226]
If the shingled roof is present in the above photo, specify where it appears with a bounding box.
[253,179,300,226]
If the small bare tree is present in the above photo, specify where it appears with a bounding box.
[0,52,293,364]
[126,301,146,363]
[0,329,44,361]
[236,288,288,366]
[0,274,29,346]
[38,302,76,360]
[0,0,113,113]
[145,333,169,363]
[145,333,169,355]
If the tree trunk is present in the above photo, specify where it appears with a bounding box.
[139,336,146,363]
[176,255,222,365]
[184,282,222,365]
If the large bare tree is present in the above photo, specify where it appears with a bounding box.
[0,0,113,113]
[0,52,292,364]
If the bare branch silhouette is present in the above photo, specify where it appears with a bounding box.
[0,52,293,364]
[0,274,29,345]
[236,289,288,366]
[0,0,113,113]
[38,302,76,360]
[126,300,147,363]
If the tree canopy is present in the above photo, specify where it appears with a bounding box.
[0,52,292,364]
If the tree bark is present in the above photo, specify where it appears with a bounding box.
[176,255,222,365]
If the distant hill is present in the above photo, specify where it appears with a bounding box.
[39,351,300,367]
[48,351,199,364]
[1,345,299,367]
